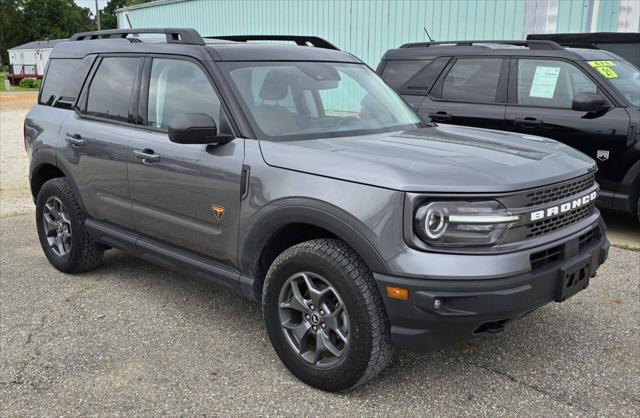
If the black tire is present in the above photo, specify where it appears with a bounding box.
[35,177,104,273]
[263,239,393,392]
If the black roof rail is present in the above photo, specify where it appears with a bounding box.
[399,40,564,50]
[206,35,339,50]
[69,28,205,45]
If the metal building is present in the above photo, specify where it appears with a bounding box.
[116,0,640,66]
[7,39,65,84]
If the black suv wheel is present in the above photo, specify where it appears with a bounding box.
[263,239,392,391]
[36,178,104,273]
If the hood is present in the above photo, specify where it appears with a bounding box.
[259,124,597,193]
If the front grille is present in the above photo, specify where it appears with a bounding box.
[524,173,595,207]
[526,201,595,238]
[529,227,601,270]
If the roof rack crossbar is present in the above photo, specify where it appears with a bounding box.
[69,28,205,45]
[399,40,563,50]
[206,35,339,50]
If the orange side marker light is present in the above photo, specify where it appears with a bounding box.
[386,286,409,300]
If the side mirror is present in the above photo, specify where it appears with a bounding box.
[572,93,608,113]
[168,113,233,145]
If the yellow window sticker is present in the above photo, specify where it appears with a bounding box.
[587,61,619,78]
[594,66,618,79]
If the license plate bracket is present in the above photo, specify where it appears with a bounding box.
[556,257,591,302]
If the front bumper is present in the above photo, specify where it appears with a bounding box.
[374,220,609,352]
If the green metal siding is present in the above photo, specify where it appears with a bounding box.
[117,0,528,66]
[116,0,636,66]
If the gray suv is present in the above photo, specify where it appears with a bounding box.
[25,29,609,392]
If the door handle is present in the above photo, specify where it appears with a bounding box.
[65,133,86,147]
[513,117,543,128]
[134,149,160,163]
[428,111,452,122]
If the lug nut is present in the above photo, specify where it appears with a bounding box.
[312,326,317,331]
[309,304,315,310]
[321,323,326,329]
[319,309,325,315]
[305,314,310,320]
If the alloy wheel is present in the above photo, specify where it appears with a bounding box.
[42,196,72,257]
[278,272,350,368]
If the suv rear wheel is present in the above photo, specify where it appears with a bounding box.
[263,239,392,391]
[36,178,104,273]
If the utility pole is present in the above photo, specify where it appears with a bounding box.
[95,0,101,30]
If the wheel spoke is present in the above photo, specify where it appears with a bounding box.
[281,279,309,313]
[318,330,342,358]
[283,321,311,347]
[301,273,331,307]
[43,215,57,233]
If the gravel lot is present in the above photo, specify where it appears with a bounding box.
[1,93,639,415]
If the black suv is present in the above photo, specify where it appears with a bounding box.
[378,40,640,220]
[27,30,609,391]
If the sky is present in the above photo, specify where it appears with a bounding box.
[73,0,109,16]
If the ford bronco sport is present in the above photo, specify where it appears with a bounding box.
[26,29,609,392]
[378,40,640,221]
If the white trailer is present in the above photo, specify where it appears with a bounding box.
[7,39,65,85]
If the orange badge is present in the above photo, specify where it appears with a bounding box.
[212,205,225,220]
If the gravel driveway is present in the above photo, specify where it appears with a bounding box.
[1,92,639,416]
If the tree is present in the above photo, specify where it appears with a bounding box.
[0,0,95,64]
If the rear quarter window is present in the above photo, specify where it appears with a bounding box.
[39,58,93,107]
[381,60,430,90]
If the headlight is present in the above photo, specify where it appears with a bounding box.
[414,201,520,247]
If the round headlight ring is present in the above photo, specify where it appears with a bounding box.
[425,208,448,239]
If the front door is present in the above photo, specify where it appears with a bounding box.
[504,58,630,195]
[127,57,244,266]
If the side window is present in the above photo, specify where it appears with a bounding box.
[439,58,503,103]
[516,59,597,108]
[401,57,449,94]
[39,58,92,107]
[86,57,139,122]
[381,60,429,90]
[147,58,222,130]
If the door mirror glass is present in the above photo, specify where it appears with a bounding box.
[168,113,232,145]
[572,92,608,113]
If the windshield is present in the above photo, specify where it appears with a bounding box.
[221,62,420,140]
[587,60,640,106]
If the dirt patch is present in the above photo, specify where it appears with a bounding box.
[0,91,38,110]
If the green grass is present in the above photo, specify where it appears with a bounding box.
[0,71,41,92]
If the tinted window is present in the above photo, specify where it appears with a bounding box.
[401,57,450,94]
[39,59,82,106]
[440,58,502,103]
[517,59,597,108]
[86,57,139,121]
[147,59,222,130]
[381,60,429,90]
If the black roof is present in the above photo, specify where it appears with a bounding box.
[527,32,640,44]
[380,40,623,61]
[51,29,360,63]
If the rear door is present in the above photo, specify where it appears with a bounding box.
[504,58,631,195]
[60,56,141,230]
[417,57,508,130]
[127,56,244,266]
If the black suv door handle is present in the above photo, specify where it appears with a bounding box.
[513,117,543,128]
[428,111,452,122]
[134,149,160,163]
[65,133,86,147]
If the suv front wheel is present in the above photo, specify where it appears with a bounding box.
[36,178,104,273]
[263,239,393,391]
